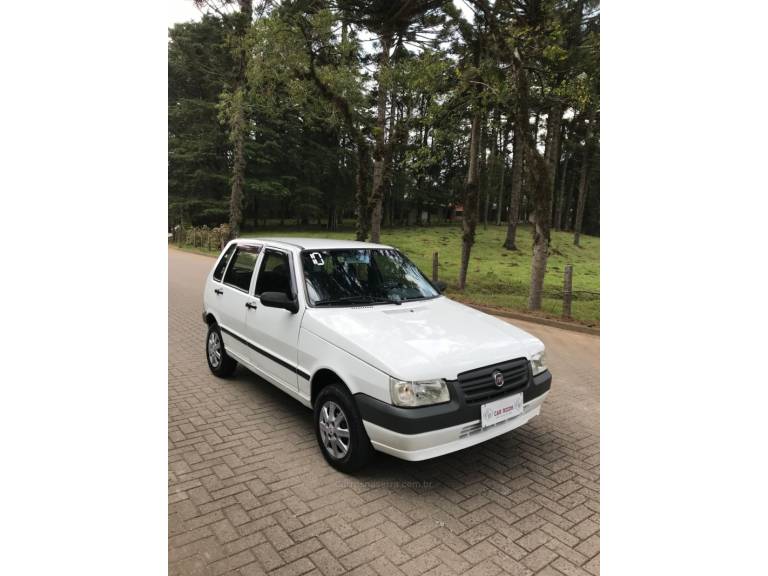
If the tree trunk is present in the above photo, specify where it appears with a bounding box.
[459,110,482,290]
[369,34,392,244]
[544,101,563,228]
[554,152,569,230]
[355,144,370,241]
[573,160,591,245]
[551,120,567,227]
[228,89,246,238]
[480,115,489,230]
[563,166,578,231]
[527,148,553,310]
[226,0,253,239]
[503,123,524,249]
[496,118,510,226]
[504,55,531,249]
[382,88,398,231]
[574,109,596,246]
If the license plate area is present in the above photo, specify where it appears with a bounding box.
[481,392,524,428]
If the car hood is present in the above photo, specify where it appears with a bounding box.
[301,296,543,381]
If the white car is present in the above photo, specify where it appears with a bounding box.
[202,238,551,472]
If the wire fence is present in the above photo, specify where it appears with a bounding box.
[430,252,599,321]
[540,289,601,300]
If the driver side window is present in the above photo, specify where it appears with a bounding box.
[255,250,292,297]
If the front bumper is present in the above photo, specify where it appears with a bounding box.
[364,392,548,461]
[356,370,552,461]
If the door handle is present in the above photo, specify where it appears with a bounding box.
[214,288,223,295]
[245,302,258,310]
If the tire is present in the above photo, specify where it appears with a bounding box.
[314,383,373,473]
[206,322,237,377]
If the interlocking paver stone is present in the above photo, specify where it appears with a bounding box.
[169,248,599,575]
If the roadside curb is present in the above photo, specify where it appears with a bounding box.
[461,303,600,336]
[170,245,599,336]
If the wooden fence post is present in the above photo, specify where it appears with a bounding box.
[432,252,439,283]
[562,264,573,319]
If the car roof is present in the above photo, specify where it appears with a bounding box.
[236,237,394,251]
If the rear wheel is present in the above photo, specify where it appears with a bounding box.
[206,322,237,377]
[314,384,372,473]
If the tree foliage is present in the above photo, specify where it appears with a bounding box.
[169,0,599,302]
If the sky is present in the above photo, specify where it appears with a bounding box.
[167,0,475,29]
[167,0,202,28]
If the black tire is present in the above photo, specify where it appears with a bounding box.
[314,383,373,473]
[206,322,237,377]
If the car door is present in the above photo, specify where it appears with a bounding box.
[218,243,262,362]
[246,247,304,393]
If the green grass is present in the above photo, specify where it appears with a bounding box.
[173,223,600,325]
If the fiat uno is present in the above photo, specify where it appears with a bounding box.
[202,238,551,472]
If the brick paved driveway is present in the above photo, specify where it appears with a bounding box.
[169,248,599,576]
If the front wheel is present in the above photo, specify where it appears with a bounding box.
[206,322,237,377]
[314,384,373,473]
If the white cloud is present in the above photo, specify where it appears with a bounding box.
[167,0,202,28]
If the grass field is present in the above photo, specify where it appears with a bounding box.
[175,223,600,325]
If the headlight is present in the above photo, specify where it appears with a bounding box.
[389,377,450,407]
[530,350,548,376]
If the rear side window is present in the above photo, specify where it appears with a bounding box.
[213,244,237,281]
[254,250,292,296]
[223,245,261,292]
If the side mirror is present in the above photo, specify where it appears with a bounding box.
[260,292,299,313]
[434,280,447,293]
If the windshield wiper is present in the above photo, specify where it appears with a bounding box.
[402,295,438,302]
[314,295,401,306]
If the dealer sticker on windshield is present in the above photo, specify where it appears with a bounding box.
[481,392,524,428]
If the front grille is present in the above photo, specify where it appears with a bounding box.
[457,358,530,405]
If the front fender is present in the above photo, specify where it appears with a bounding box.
[299,328,391,404]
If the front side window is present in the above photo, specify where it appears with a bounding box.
[213,244,237,281]
[300,249,439,306]
[254,250,292,296]
[222,245,260,292]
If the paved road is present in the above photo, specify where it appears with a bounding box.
[169,247,599,576]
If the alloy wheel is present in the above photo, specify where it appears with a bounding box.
[207,331,221,368]
[318,401,350,459]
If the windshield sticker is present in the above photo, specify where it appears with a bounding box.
[309,252,325,266]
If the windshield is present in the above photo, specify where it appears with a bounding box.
[301,249,439,306]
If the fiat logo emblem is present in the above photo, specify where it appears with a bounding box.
[492,370,504,388]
